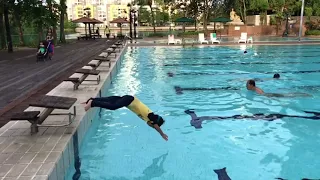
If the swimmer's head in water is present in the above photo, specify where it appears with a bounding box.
[148,113,165,127]
[244,50,247,54]
[246,79,256,90]
[273,73,280,79]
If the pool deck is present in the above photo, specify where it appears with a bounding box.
[128,40,320,47]
[0,41,127,180]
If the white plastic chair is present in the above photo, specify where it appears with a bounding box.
[167,35,182,45]
[238,32,247,43]
[247,36,253,43]
[198,33,209,44]
[209,33,220,44]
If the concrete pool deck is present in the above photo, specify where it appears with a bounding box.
[0,41,127,180]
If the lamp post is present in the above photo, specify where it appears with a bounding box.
[84,7,91,38]
[299,0,305,41]
[282,8,289,37]
[133,5,138,39]
[180,4,186,32]
[127,3,133,39]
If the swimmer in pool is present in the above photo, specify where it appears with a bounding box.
[82,95,168,141]
[254,73,280,82]
[229,73,280,82]
[246,79,311,97]
[246,79,264,94]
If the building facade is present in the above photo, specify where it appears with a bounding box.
[67,0,108,26]
[67,0,137,26]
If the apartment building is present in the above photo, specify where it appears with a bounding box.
[67,0,108,26]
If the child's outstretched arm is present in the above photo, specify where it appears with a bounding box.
[147,121,168,141]
[153,124,168,141]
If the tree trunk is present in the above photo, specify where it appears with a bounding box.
[53,27,57,45]
[15,14,25,46]
[60,0,66,43]
[239,6,244,22]
[242,0,247,24]
[3,2,13,52]
[202,0,208,34]
[275,18,279,35]
[264,11,267,25]
[149,5,156,33]
[194,19,197,31]
[0,7,5,49]
[39,30,43,41]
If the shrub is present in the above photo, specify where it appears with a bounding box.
[305,20,320,30]
[177,31,203,37]
[270,16,276,25]
[147,32,166,37]
[65,29,76,35]
[305,30,320,36]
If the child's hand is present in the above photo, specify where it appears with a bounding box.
[161,133,168,141]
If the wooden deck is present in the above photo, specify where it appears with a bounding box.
[0,39,117,127]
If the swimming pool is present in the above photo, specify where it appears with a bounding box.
[67,45,320,179]
[139,36,320,44]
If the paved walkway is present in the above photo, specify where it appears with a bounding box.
[0,39,116,127]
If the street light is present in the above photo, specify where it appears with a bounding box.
[180,4,187,32]
[127,3,133,39]
[133,4,138,39]
[84,7,92,39]
[299,0,305,41]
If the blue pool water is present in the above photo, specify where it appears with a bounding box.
[139,36,320,44]
[68,45,320,180]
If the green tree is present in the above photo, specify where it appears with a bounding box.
[305,7,313,21]
[9,0,26,46]
[250,0,269,25]
[186,0,200,30]
[138,7,151,25]
[135,0,156,33]
[269,0,285,35]
[155,10,169,26]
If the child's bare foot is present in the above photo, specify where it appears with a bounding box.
[84,100,92,111]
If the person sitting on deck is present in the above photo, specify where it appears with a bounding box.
[82,95,168,141]
[37,41,46,55]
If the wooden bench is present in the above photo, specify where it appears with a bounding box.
[103,48,117,59]
[115,40,124,48]
[64,69,101,90]
[92,33,102,39]
[110,44,120,52]
[77,34,90,40]
[88,56,111,69]
[11,95,77,134]
[11,111,41,121]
